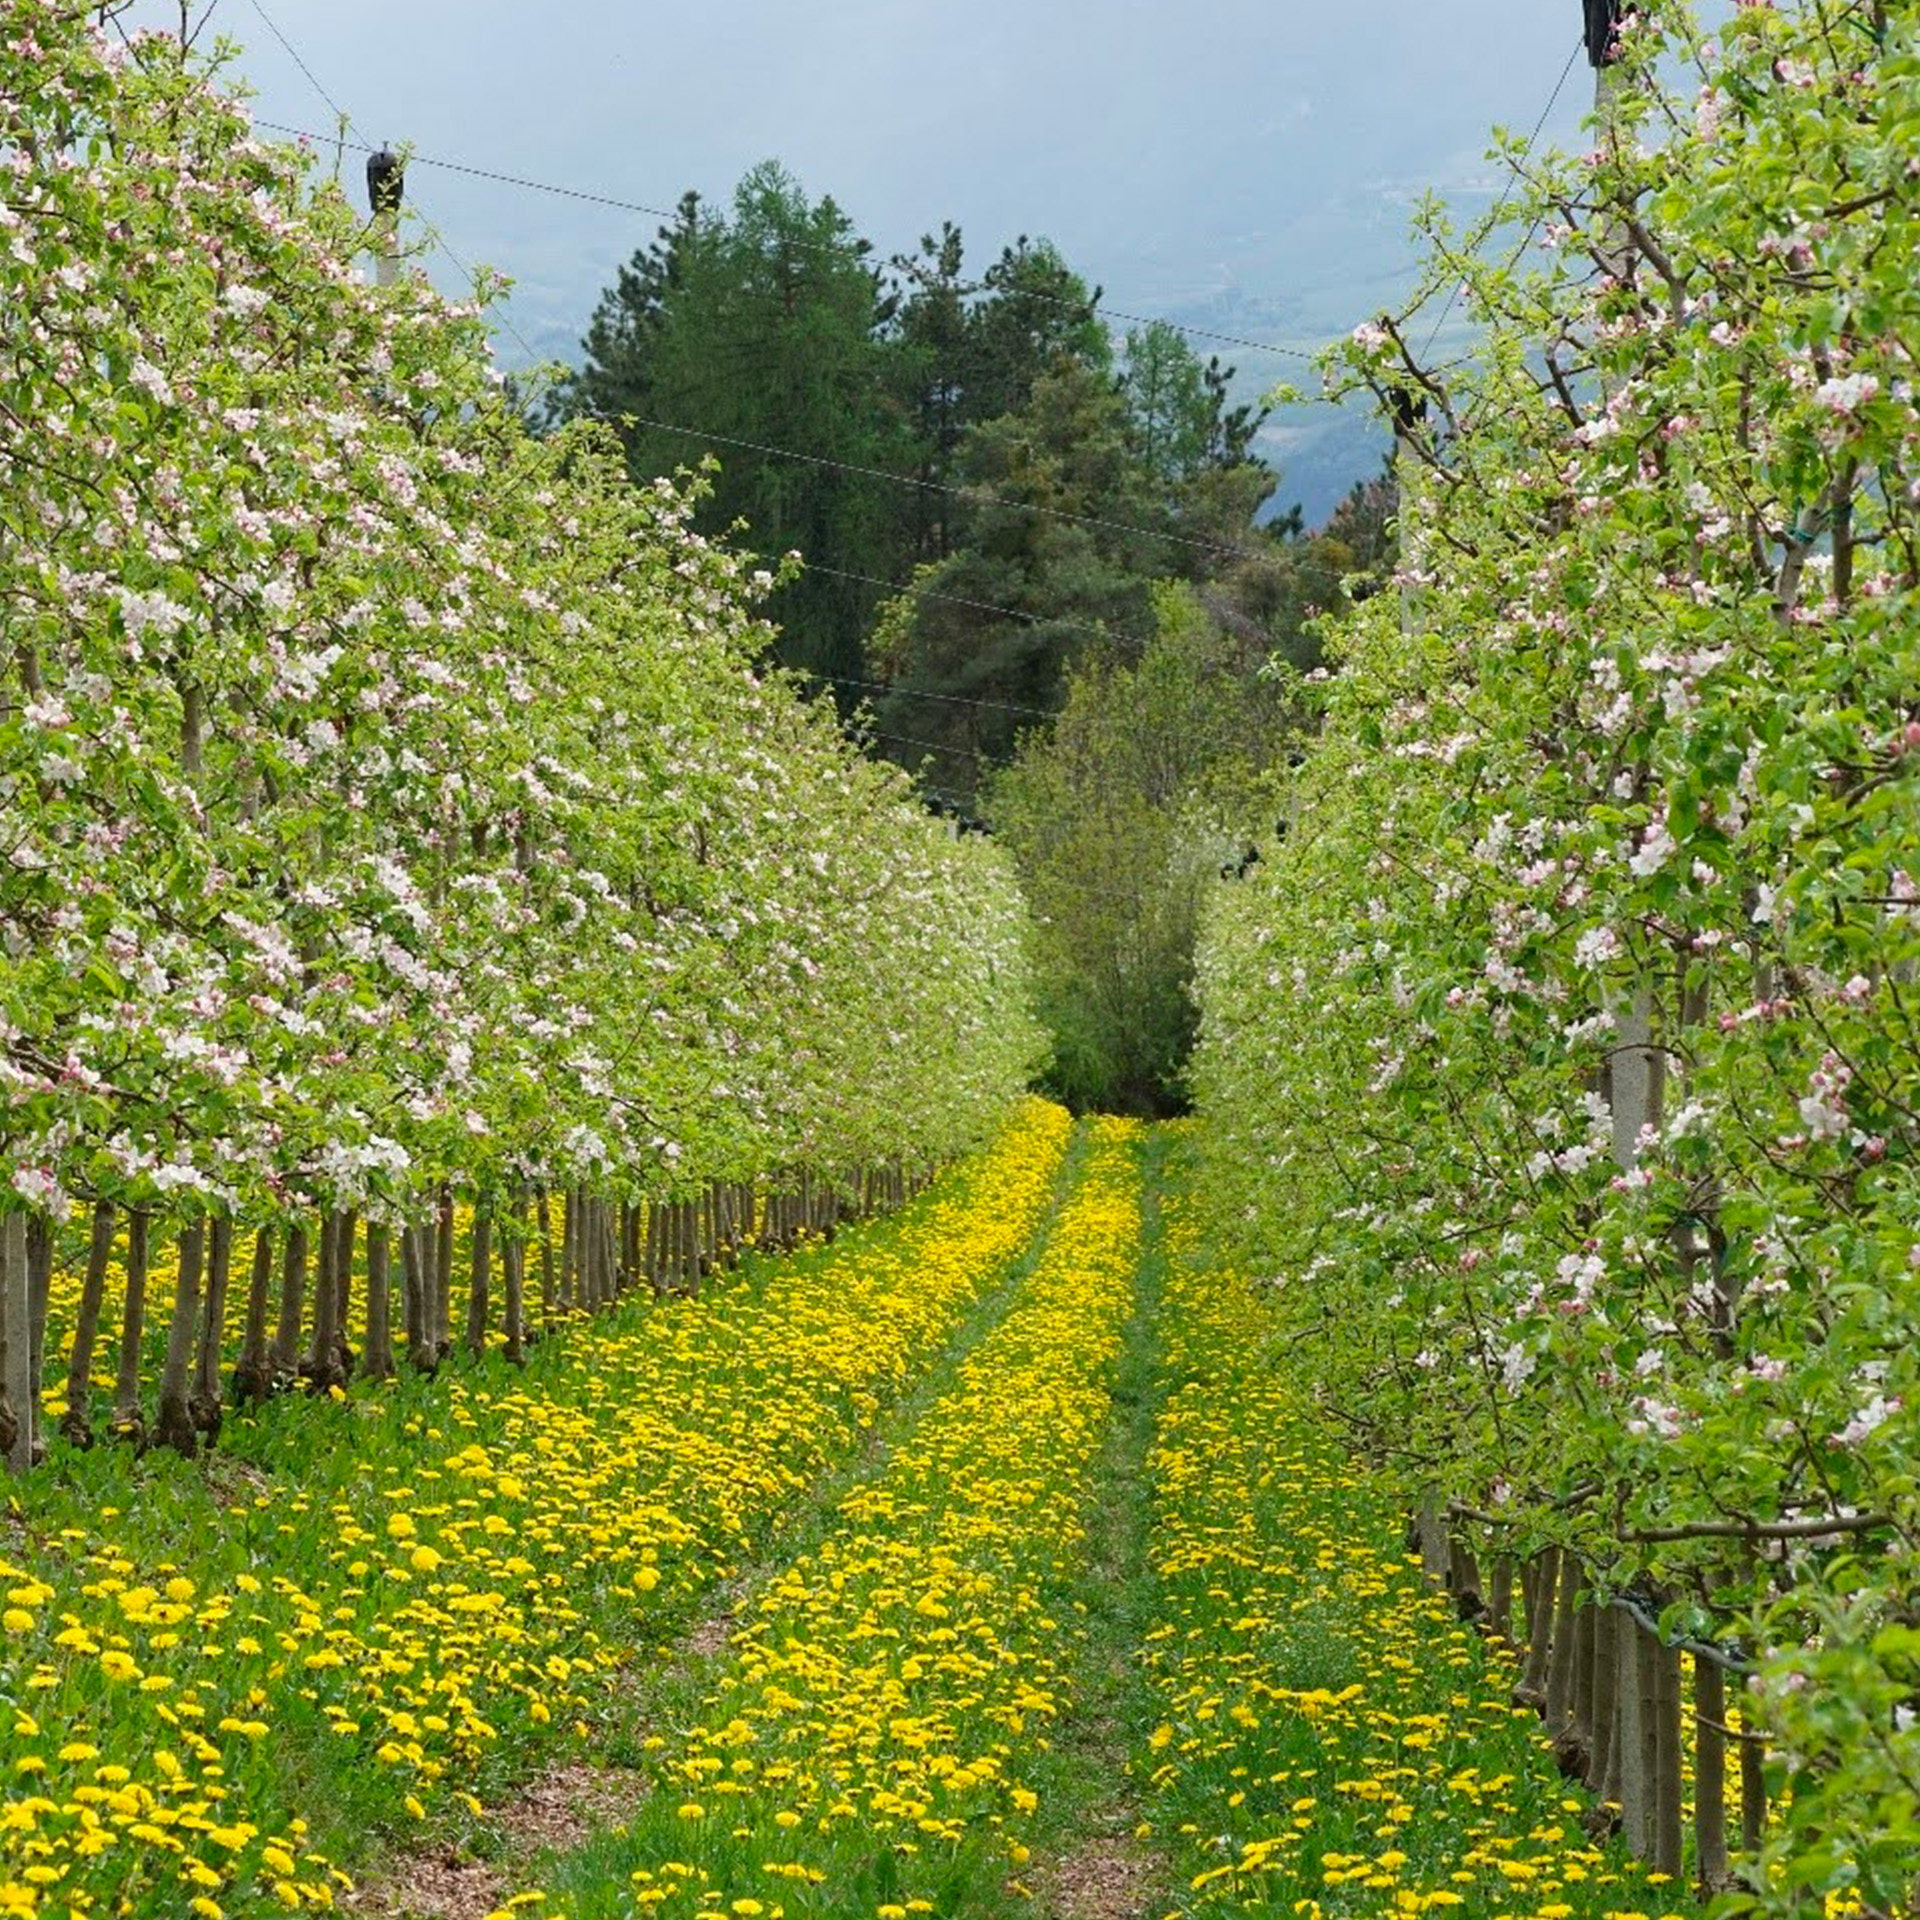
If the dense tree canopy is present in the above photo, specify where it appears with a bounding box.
[0,7,1044,1429]
[1193,1,1920,1902]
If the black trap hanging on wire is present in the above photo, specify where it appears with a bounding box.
[366,148,405,217]
[1585,0,1630,67]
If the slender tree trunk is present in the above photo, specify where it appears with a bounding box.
[502,1194,526,1366]
[0,1213,30,1473]
[306,1208,342,1391]
[1739,1703,1766,1854]
[154,1218,206,1454]
[24,1215,50,1459]
[61,1200,117,1445]
[466,1199,491,1358]
[1449,1536,1483,1620]
[1589,1601,1620,1797]
[112,1210,151,1443]
[1695,1656,1728,1892]
[1613,1611,1645,1850]
[272,1220,308,1383]
[234,1224,275,1404]
[193,1216,231,1439]
[403,1224,433,1372]
[362,1223,394,1381]
[1518,1550,1555,1706]
[643,1197,664,1295]
[331,1209,356,1379]
[1562,1594,1596,1778]
[1632,1615,1661,1860]
[536,1189,555,1327]
[580,1197,601,1309]
[1546,1554,1580,1736]
[433,1188,454,1360]
[1652,1637,1684,1876]
[1488,1554,1514,1644]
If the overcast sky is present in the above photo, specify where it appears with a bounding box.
[126,0,1612,513]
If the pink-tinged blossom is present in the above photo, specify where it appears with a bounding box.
[1814,372,1880,414]
[128,355,173,405]
[1833,1395,1900,1448]
[1629,820,1677,877]
[11,1164,64,1211]
[1628,1397,1686,1439]
[1797,1051,1852,1143]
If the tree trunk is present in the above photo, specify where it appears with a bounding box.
[61,1199,118,1445]
[362,1222,394,1381]
[272,1220,308,1383]
[154,1218,206,1454]
[580,1197,601,1309]
[1695,1656,1728,1893]
[1561,1593,1596,1779]
[1517,1549,1555,1706]
[306,1208,342,1391]
[0,1213,30,1473]
[1546,1553,1580,1737]
[193,1216,231,1439]
[433,1188,454,1359]
[618,1201,637,1294]
[1652,1637,1684,1876]
[502,1196,526,1366]
[234,1223,276,1404]
[536,1189,555,1325]
[559,1188,577,1313]
[1588,1601,1620,1796]
[1488,1554,1514,1644]
[1632,1614,1661,1860]
[331,1210,356,1379]
[403,1224,434,1372]
[112,1210,151,1444]
[643,1197,664,1295]
[1739,1702,1766,1854]
[466,1199,491,1358]
[1614,1611,1647,1855]
[24,1215,50,1459]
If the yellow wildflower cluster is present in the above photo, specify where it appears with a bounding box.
[1138,1202,1684,1919]
[0,1102,1069,1920]
[535,1118,1144,1917]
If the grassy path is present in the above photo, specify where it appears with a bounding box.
[520,1120,1148,1919]
[355,1122,1098,1915]
[1014,1131,1171,1920]
[1,1116,1714,1920]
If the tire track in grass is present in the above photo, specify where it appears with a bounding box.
[1019,1129,1172,1920]
[523,1118,1147,1919]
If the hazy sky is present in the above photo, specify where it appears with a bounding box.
[126,0,1613,512]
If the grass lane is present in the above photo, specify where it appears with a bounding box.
[530,1117,1148,1920]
